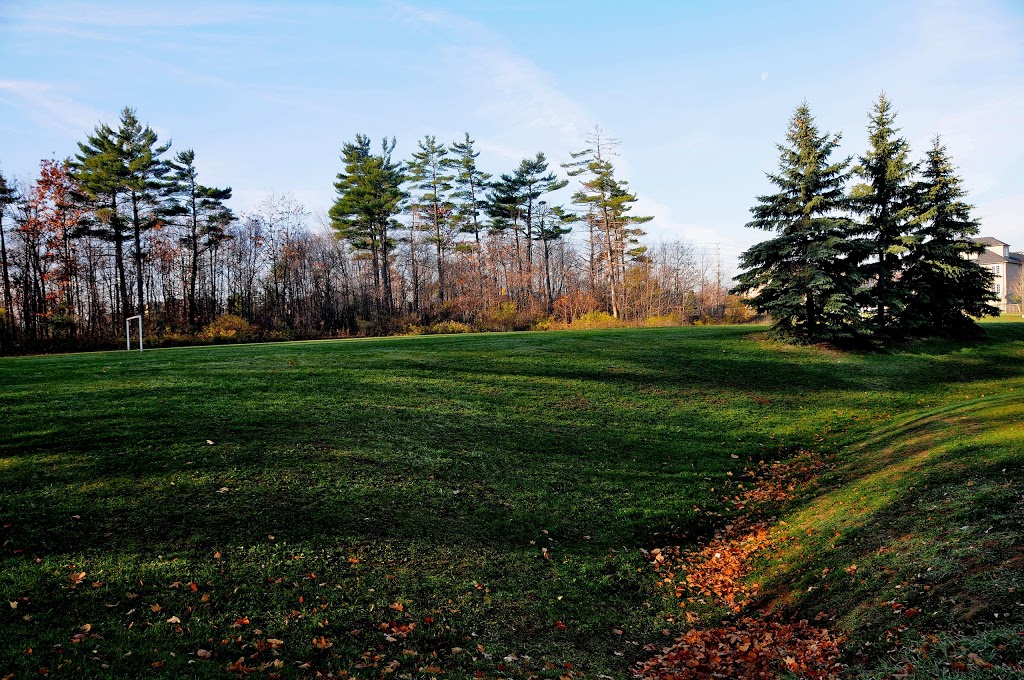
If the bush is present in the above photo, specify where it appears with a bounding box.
[199,314,256,343]
[568,311,623,330]
[425,320,472,335]
[532,316,568,332]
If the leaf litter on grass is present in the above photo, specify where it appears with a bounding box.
[636,451,845,679]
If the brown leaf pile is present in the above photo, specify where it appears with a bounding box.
[635,617,843,679]
[637,450,843,678]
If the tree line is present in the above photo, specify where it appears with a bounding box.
[733,94,998,343]
[0,110,740,353]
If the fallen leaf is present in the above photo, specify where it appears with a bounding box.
[196,649,212,659]
[166,616,181,624]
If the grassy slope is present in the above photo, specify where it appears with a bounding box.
[0,325,1022,678]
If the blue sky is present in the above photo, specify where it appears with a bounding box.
[2,0,1022,269]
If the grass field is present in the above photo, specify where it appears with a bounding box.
[1,324,1022,678]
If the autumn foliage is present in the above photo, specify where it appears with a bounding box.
[636,451,845,679]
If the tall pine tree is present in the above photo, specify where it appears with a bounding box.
[851,94,918,333]
[443,134,492,297]
[900,136,997,333]
[71,118,132,319]
[407,136,453,304]
[0,169,19,325]
[162,149,233,329]
[733,103,866,342]
[564,129,652,319]
[118,107,171,318]
[330,135,405,315]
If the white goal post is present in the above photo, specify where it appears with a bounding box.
[125,315,143,352]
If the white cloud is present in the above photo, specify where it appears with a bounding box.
[0,80,106,137]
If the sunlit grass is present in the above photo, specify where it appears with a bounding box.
[1,324,1022,678]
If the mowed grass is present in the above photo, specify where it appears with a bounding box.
[1,324,1022,678]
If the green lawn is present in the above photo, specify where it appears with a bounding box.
[1,324,1022,678]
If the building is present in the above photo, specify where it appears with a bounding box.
[970,237,1023,313]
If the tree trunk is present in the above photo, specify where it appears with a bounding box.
[131,192,145,317]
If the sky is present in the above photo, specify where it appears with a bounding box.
[1,0,1022,272]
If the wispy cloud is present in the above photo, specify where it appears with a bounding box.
[392,1,593,152]
[0,80,105,138]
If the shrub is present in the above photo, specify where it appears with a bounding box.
[426,320,472,335]
[199,314,256,342]
[568,311,623,330]
[642,314,680,327]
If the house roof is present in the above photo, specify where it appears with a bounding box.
[1010,252,1023,264]
[976,250,1010,265]
[974,236,1009,246]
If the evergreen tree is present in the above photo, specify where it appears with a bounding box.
[407,136,453,304]
[900,136,998,333]
[513,152,567,295]
[330,135,405,314]
[485,171,526,289]
[443,134,492,296]
[163,149,233,329]
[733,103,866,342]
[564,128,652,318]
[71,107,169,319]
[118,107,171,318]
[0,169,19,323]
[71,118,132,319]
[533,202,576,309]
[851,94,918,333]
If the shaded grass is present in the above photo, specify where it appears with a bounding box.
[1,324,1023,677]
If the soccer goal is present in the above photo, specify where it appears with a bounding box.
[125,315,143,352]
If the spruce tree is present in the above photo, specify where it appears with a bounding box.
[900,136,998,333]
[851,94,918,333]
[733,103,866,342]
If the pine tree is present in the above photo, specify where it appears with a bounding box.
[330,135,405,314]
[733,103,866,342]
[117,107,171,318]
[900,136,998,333]
[851,94,918,333]
[564,128,651,318]
[443,134,492,297]
[0,169,19,323]
[485,171,527,294]
[71,118,132,319]
[533,202,576,309]
[71,107,170,319]
[163,149,233,329]
[513,153,567,296]
[407,136,453,304]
